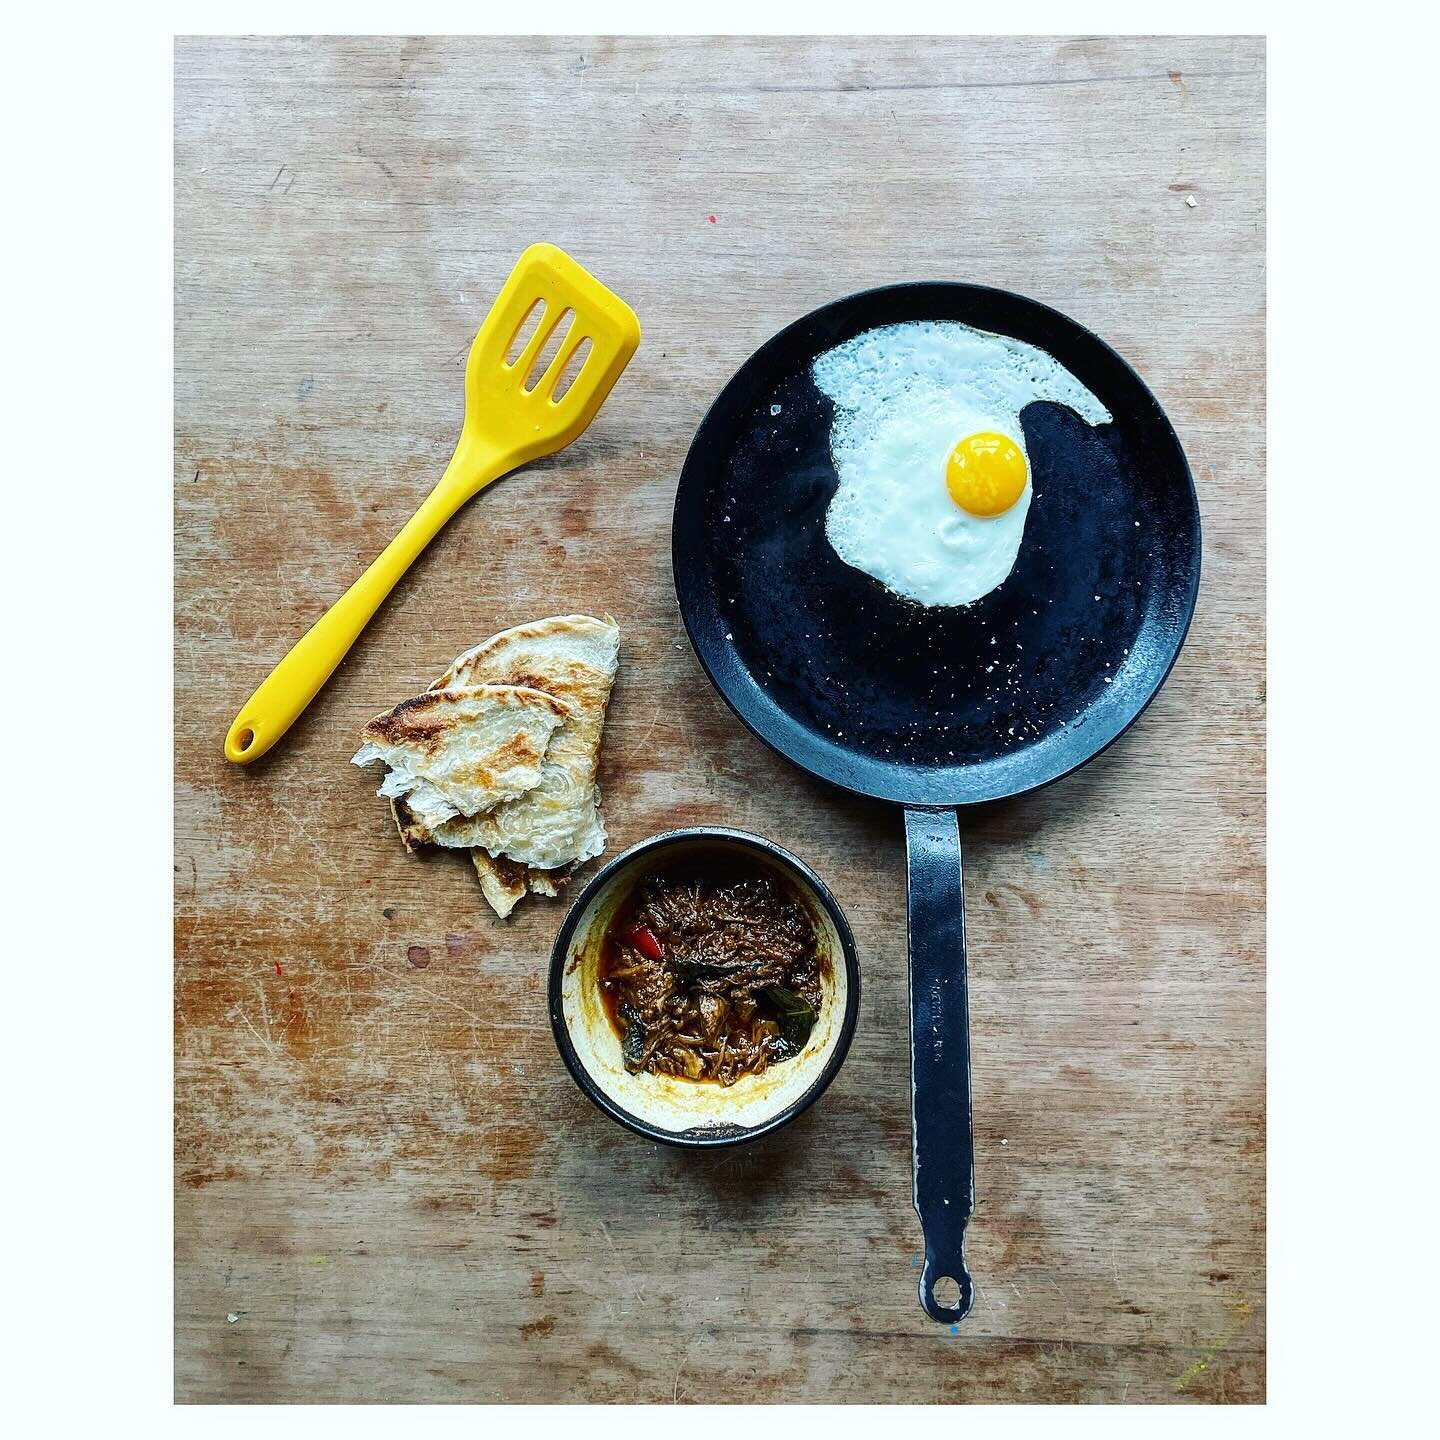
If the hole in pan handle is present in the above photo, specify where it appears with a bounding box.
[904,807,977,1324]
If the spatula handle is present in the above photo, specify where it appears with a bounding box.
[223,447,501,764]
[904,806,977,1324]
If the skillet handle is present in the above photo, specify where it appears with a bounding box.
[903,807,976,1324]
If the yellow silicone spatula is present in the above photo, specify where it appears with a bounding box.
[224,243,640,764]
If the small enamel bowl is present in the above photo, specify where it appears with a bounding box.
[548,827,860,1147]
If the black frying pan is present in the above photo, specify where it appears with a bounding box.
[672,283,1201,1324]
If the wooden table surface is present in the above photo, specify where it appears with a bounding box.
[175,35,1265,1404]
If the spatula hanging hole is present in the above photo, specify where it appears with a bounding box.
[236,728,255,752]
[931,1275,962,1309]
[550,336,593,402]
[524,307,573,392]
[504,300,546,366]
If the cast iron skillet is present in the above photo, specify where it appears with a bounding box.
[672,282,1201,1324]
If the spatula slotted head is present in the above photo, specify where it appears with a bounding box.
[462,243,641,470]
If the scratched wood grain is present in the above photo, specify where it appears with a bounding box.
[174,35,1265,1403]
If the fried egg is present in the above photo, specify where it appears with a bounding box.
[811,321,1112,607]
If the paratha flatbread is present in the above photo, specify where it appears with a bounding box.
[416,616,620,871]
[352,684,573,833]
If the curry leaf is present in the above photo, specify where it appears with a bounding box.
[765,985,816,1053]
[622,1019,646,1071]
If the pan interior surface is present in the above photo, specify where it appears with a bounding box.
[673,284,1201,806]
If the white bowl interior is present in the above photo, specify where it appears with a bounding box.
[559,836,852,1139]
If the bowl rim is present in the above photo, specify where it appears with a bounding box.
[547,825,862,1149]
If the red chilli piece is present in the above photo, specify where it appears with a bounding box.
[707,214,717,224]
[274,961,283,976]
[627,925,664,961]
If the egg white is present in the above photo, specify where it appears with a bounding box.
[811,321,1112,607]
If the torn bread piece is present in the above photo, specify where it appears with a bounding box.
[416,616,620,874]
[525,867,572,898]
[352,684,573,833]
[390,796,421,853]
[468,848,575,917]
[469,849,529,919]
[392,789,579,892]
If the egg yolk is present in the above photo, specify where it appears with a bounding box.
[945,431,1028,517]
